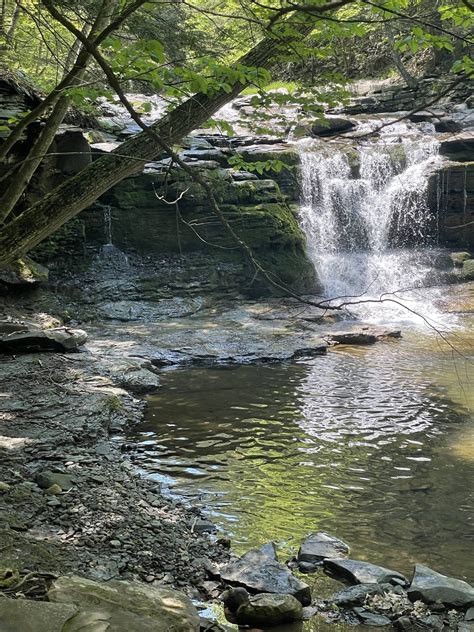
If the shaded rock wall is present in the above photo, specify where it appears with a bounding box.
[428,163,474,249]
[80,152,317,295]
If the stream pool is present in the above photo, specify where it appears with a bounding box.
[127,306,474,628]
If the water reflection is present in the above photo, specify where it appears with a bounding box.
[129,323,474,586]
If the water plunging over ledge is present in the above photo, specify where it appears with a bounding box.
[297,123,444,322]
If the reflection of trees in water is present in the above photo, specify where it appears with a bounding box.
[133,354,474,581]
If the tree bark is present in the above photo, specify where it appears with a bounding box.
[0,22,313,267]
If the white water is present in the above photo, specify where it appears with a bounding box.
[297,122,446,323]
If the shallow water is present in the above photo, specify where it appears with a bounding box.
[129,314,474,592]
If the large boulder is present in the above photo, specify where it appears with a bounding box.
[311,116,356,137]
[297,532,350,570]
[0,256,48,286]
[219,542,311,605]
[407,564,474,608]
[48,575,201,631]
[235,593,303,627]
[0,597,77,632]
[324,559,408,587]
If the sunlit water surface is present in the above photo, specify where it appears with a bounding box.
[128,312,474,596]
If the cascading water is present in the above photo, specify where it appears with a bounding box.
[298,122,445,323]
[96,203,129,268]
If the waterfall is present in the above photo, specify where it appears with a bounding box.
[298,122,444,322]
[97,203,129,268]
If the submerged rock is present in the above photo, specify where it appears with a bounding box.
[219,542,311,605]
[235,593,303,627]
[407,564,474,608]
[297,532,350,569]
[48,575,201,631]
[324,558,408,587]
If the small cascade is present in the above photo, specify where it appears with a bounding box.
[298,122,445,322]
[97,204,129,269]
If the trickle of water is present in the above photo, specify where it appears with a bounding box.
[103,204,113,245]
[297,123,444,322]
[96,203,129,269]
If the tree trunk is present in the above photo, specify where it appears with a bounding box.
[0,0,119,223]
[0,23,313,267]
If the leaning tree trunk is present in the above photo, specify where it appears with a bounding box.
[0,22,313,267]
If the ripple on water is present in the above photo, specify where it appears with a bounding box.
[128,322,474,583]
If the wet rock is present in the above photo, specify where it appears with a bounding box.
[0,325,87,353]
[193,518,217,534]
[219,542,311,605]
[0,256,48,286]
[459,625,474,632]
[0,597,78,632]
[48,575,201,631]
[324,559,408,586]
[461,260,474,281]
[439,132,474,162]
[311,116,356,137]
[353,607,392,626]
[101,357,160,393]
[327,583,394,607]
[97,297,205,321]
[37,471,74,491]
[325,326,401,345]
[407,564,474,608]
[223,587,251,612]
[466,606,474,621]
[235,593,303,627]
[297,532,349,568]
[451,252,472,267]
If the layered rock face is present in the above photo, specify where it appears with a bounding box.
[428,162,474,249]
[80,140,317,296]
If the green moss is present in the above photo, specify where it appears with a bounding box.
[104,394,124,413]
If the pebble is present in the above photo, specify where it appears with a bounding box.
[0,481,11,493]
[45,484,63,495]
[109,540,122,548]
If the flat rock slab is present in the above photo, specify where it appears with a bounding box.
[0,325,87,353]
[0,596,78,632]
[407,564,474,608]
[324,559,408,587]
[325,326,401,346]
[298,532,350,567]
[220,543,311,605]
[48,575,201,631]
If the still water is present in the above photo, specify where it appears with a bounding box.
[129,317,474,588]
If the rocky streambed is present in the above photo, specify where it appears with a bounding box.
[1,278,473,630]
